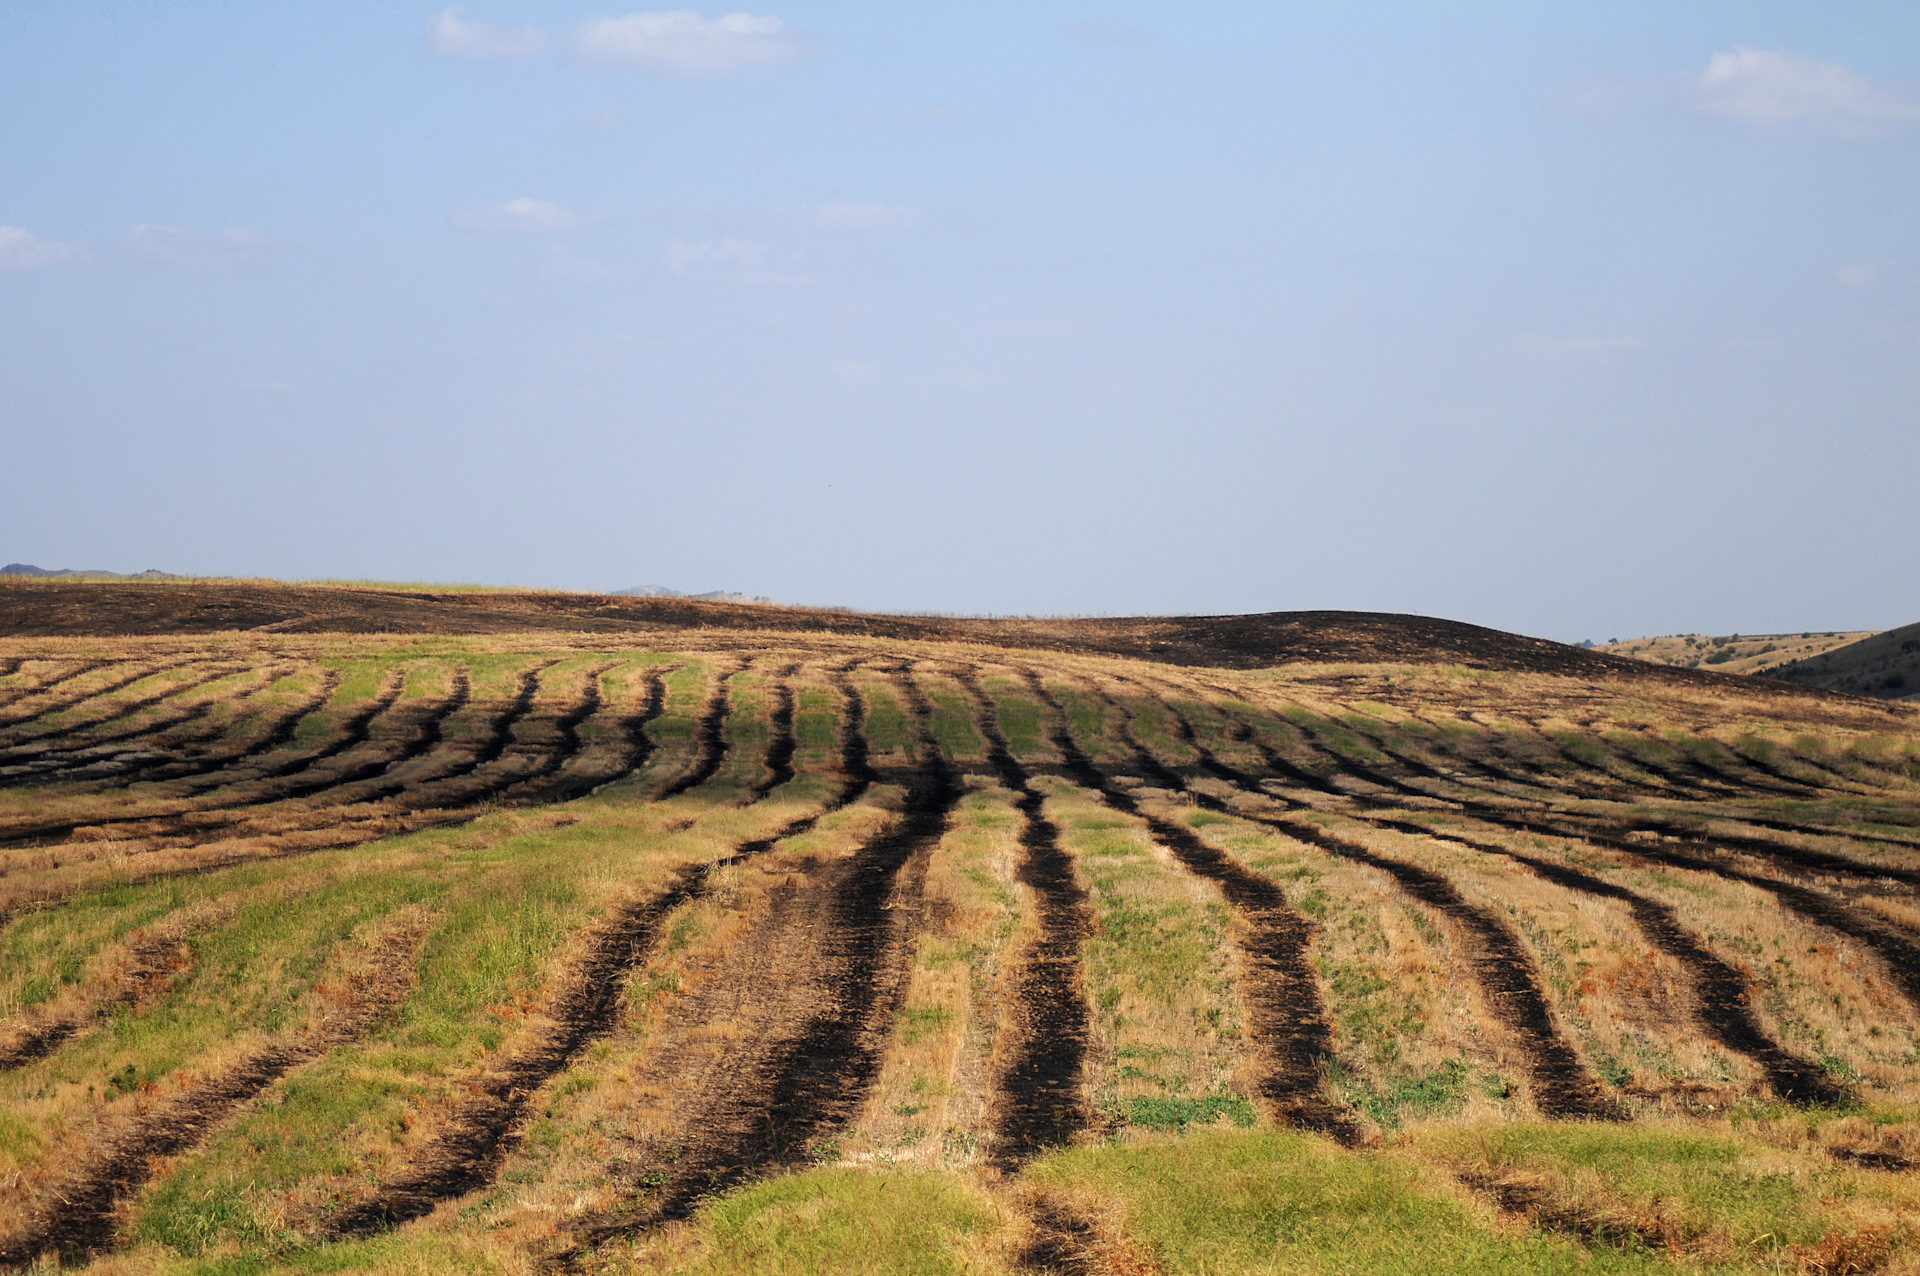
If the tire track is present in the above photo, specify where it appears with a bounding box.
[0,912,434,1268]
[1094,680,1619,1122]
[1025,671,1361,1143]
[953,669,1093,1167]
[559,664,962,1253]
[657,662,744,799]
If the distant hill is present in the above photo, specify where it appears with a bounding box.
[613,585,773,604]
[1599,631,1874,676]
[1763,619,1920,701]
[2,563,183,582]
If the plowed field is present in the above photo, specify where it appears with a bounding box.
[2,597,1919,1274]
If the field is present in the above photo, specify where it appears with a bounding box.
[2,584,1920,1274]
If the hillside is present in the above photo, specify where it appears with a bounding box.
[1766,618,1920,702]
[0,590,1915,1274]
[0,578,1844,694]
[1599,630,1874,676]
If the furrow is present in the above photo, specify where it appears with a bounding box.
[1097,682,1620,1122]
[325,869,712,1238]
[748,665,799,799]
[337,666,892,1243]
[1026,672,1361,1143]
[560,664,962,1252]
[0,661,230,749]
[0,660,122,721]
[656,661,743,799]
[953,669,1093,1168]
[0,915,433,1268]
[14,664,337,788]
[1148,685,1843,1108]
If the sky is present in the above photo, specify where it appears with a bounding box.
[1,2,1916,642]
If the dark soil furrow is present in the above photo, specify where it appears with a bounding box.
[326,866,713,1238]
[954,670,1093,1167]
[1141,683,1843,1103]
[341,667,912,1247]
[0,673,475,851]
[0,922,198,1072]
[562,666,961,1252]
[1298,712,1920,893]
[1190,703,1920,1032]
[0,672,409,849]
[1100,686,1621,1122]
[657,662,743,799]
[1353,814,1844,1105]
[748,666,799,799]
[0,660,123,722]
[436,664,614,807]
[0,666,299,793]
[0,662,227,753]
[15,664,333,788]
[1027,672,1360,1142]
[0,920,430,1268]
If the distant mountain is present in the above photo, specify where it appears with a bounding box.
[612,585,773,604]
[1763,619,1920,701]
[3,563,183,582]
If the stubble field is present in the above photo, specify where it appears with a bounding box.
[2,588,1919,1275]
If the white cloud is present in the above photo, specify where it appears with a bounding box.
[455,198,583,232]
[815,201,918,228]
[666,236,764,275]
[1693,47,1920,128]
[127,225,275,270]
[831,358,877,384]
[428,7,545,59]
[1837,264,1876,289]
[1509,335,1644,361]
[0,226,90,269]
[575,11,804,75]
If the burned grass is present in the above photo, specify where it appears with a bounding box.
[0,621,1914,1273]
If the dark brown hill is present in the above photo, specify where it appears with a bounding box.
[0,579,1854,696]
[1764,619,1920,701]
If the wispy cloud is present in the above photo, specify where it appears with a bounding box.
[0,226,91,269]
[454,198,583,232]
[428,7,545,59]
[831,358,877,384]
[127,225,275,270]
[575,12,804,75]
[665,236,812,284]
[814,200,919,228]
[1692,47,1920,129]
[1508,335,1644,361]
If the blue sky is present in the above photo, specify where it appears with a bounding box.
[2,2,1915,640]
